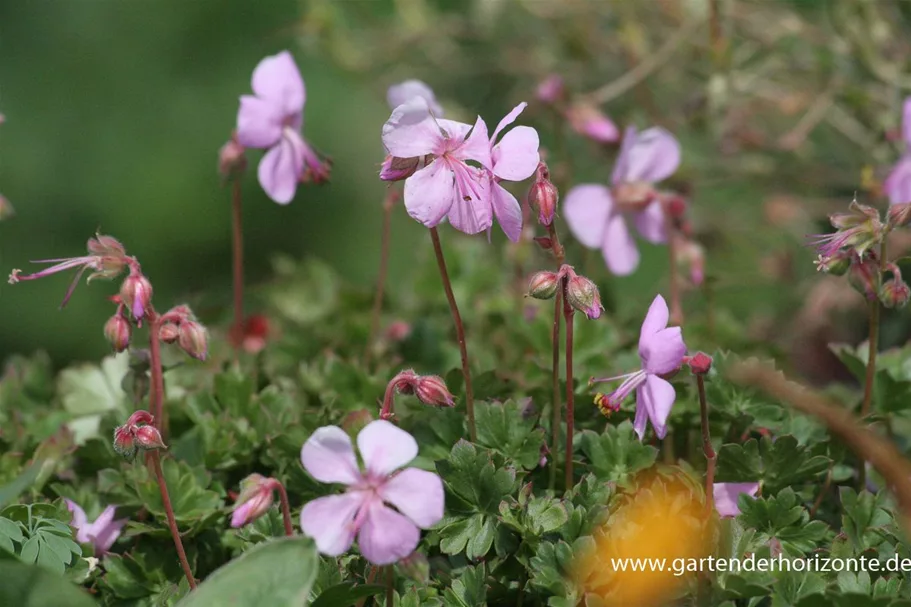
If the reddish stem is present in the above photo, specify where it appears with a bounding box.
[274,481,294,537]
[547,222,565,491]
[696,375,716,517]
[367,190,396,365]
[379,378,399,421]
[664,212,684,325]
[148,310,165,436]
[562,278,575,490]
[429,227,476,442]
[231,178,244,358]
[150,451,196,589]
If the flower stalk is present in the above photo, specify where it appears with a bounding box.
[562,277,575,490]
[547,220,565,491]
[275,481,294,537]
[150,450,197,589]
[367,189,398,365]
[695,369,715,517]
[231,177,244,359]
[429,227,476,442]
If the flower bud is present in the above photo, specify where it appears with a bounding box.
[536,74,565,104]
[384,320,411,342]
[880,278,910,309]
[565,274,603,319]
[230,486,274,528]
[159,322,179,343]
[528,163,559,226]
[528,271,559,300]
[218,136,247,180]
[565,102,619,143]
[112,425,136,460]
[120,274,153,321]
[888,202,911,229]
[380,155,421,182]
[397,551,430,583]
[126,410,154,427]
[686,352,713,375]
[414,375,455,407]
[848,252,880,300]
[533,236,553,250]
[135,425,167,451]
[160,304,193,324]
[178,320,209,361]
[104,314,132,353]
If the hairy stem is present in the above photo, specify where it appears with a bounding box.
[231,178,244,360]
[563,279,575,490]
[429,227,476,442]
[664,211,684,325]
[148,310,166,437]
[549,290,562,491]
[151,451,196,589]
[379,377,399,421]
[367,190,396,366]
[275,481,294,537]
[859,238,888,489]
[385,565,394,607]
[697,375,716,517]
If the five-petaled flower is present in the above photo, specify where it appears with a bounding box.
[712,482,760,518]
[885,98,911,206]
[591,295,686,440]
[564,126,681,275]
[236,51,329,204]
[299,420,444,565]
[65,500,128,554]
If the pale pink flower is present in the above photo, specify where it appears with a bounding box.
[299,420,444,565]
[564,126,680,275]
[885,98,911,205]
[713,482,760,517]
[386,80,443,116]
[536,75,564,104]
[65,500,127,554]
[236,51,328,204]
[591,295,686,440]
[566,102,619,143]
[381,98,492,233]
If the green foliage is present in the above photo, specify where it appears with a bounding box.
[716,434,831,493]
[0,559,97,607]
[0,503,81,574]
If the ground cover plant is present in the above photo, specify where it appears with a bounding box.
[8,1,911,606]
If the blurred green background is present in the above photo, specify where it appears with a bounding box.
[2,0,911,377]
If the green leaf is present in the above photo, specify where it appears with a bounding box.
[738,488,828,555]
[579,421,657,484]
[310,582,384,607]
[840,488,894,554]
[435,441,516,514]
[473,400,545,469]
[442,565,487,607]
[57,352,129,445]
[0,559,97,606]
[177,536,318,606]
[716,435,829,493]
[0,462,43,508]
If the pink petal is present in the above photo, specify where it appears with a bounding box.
[382,97,443,159]
[300,426,362,485]
[436,119,472,143]
[903,97,911,146]
[91,517,127,553]
[611,126,639,185]
[713,482,760,518]
[491,181,523,242]
[357,420,418,478]
[386,80,443,117]
[638,295,670,348]
[633,201,667,244]
[236,96,284,149]
[632,399,649,441]
[492,126,540,182]
[454,116,492,170]
[885,155,911,206]
[357,501,420,565]
[257,132,305,205]
[65,500,88,530]
[403,160,455,227]
[621,127,681,184]
[446,163,492,235]
[231,501,256,528]
[251,51,305,116]
[637,374,676,439]
[639,327,687,375]
[378,468,444,528]
[563,185,613,249]
[491,102,527,143]
[300,493,363,556]
[601,213,639,275]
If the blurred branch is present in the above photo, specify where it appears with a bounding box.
[587,16,705,105]
[777,80,839,151]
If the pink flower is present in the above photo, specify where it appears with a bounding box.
[230,474,276,528]
[566,102,619,143]
[713,482,760,517]
[591,295,686,440]
[381,98,492,233]
[386,80,443,116]
[486,103,541,241]
[564,126,680,275]
[885,99,911,205]
[65,500,127,554]
[536,74,564,105]
[299,420,444,565]
[236,51,329,204]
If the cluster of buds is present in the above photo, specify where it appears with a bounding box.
[104,301,132,353]
[526,265,603,320]
[112,410,166,461]
[230,473,281,528]
[158,305,209,361]
[527,162,559,227]
[380,369,455,420]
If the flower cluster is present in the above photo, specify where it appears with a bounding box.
[379,369,455,420]
[527,265,603,320]
[112,410,166,461]
[158,305,210,361]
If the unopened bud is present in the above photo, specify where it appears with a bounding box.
[104,314,132,353]
[565,274,603,319]
[528,271,559,300]
[112,425,136,460]
[135,425,167,451]
[384,320,411,342]
[528,163,559,226]
[662,194,688,219]
[218,136,247,179]
[120,274,153,321]
[888,202,911,229]
[230,482,274,528]
[178,320,209,361]
[533,236,553,250]
[159,322,179,343]
[565,103,619,143]
[397,551,430,583]
[848,253,880,300]
[414,375,455,408]
[380,155,421,182]
[536,74,564,105]
[686,352,713,375]
[880,278,910,309]
[160,304,193,324]
[126,410,154,427]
